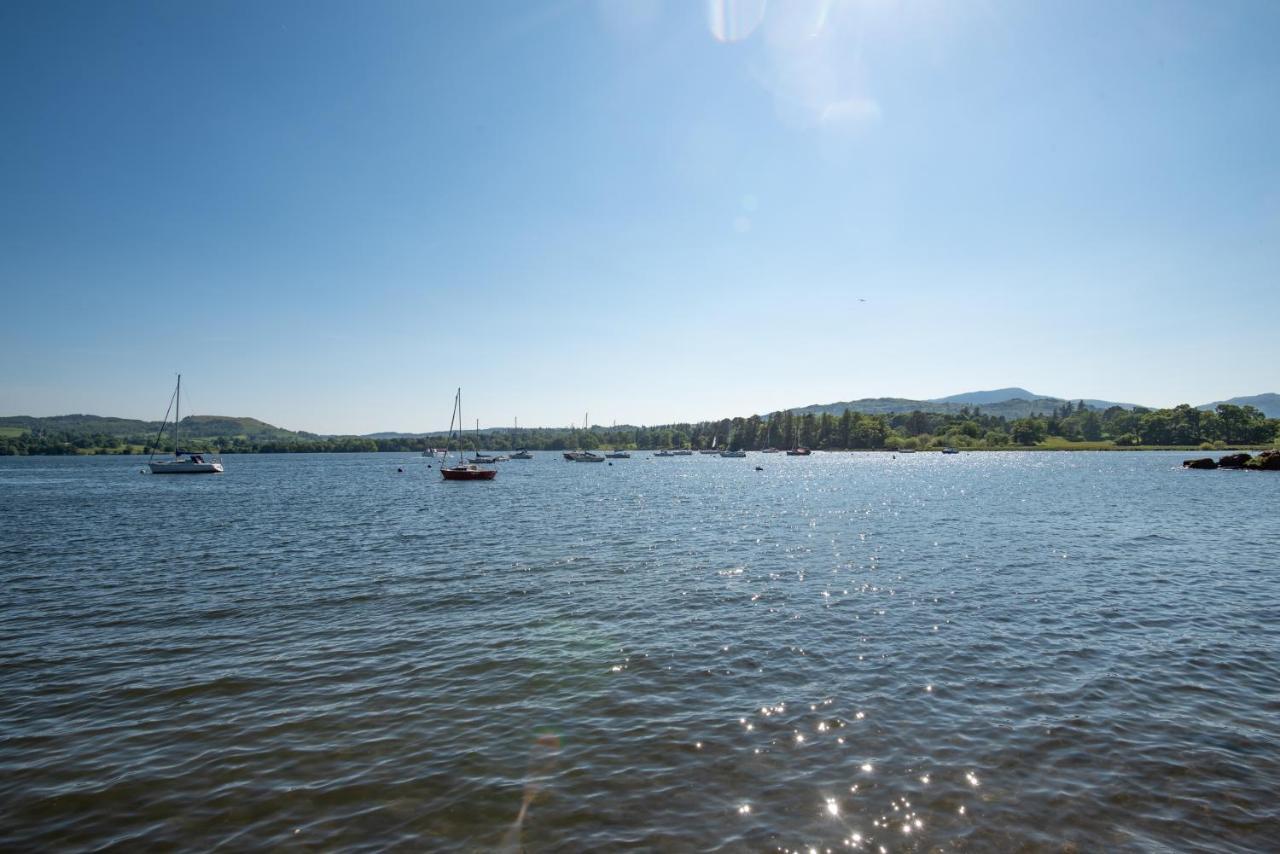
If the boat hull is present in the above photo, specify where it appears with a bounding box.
[149,461,223,474]
[441,466,496,480]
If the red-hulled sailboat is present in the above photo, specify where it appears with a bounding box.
[441,388,497,481]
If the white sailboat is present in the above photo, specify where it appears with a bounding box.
[148,375,224,474]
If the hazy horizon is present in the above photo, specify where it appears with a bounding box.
[4,2,1278,433]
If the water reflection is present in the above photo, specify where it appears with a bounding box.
[0,452,1276,850]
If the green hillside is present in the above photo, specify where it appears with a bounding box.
[788,396,1078,419]
[0,414,313,442]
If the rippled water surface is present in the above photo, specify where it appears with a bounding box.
[2,451,1278,851]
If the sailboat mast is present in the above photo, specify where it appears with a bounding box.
[450,387,461,464]
[175,374,181,458]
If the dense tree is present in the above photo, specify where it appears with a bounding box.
[1011,418,1046,445]
[4,400,1277,457]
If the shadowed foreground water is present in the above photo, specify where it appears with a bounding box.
[2,451,1277,851]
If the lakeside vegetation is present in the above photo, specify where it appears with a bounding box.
[2,401,1276,456]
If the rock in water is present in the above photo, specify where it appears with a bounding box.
[1246,450,1280,470]
[1217,453,1252,468]
[1183,458,1217,469]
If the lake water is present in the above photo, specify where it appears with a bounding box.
[1,451,1277,851]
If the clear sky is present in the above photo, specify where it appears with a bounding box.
[2,1,1278,433]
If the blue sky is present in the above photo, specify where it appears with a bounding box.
[2,0,1277,433]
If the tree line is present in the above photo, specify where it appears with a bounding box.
[1,402,1275,456]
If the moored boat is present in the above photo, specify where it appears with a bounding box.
[440,389,496,481]
[147,375,224,474]
[508,419,532,459]
[150,453,223,474]
[442,463,497,480]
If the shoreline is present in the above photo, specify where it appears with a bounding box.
[9,444,1277,458]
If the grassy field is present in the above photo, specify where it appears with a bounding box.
[0,426,28,438]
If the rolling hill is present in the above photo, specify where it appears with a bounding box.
[1197,393,1280,418]
[0,414,315,442]
[929,387,1039,405]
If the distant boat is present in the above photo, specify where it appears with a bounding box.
[506,417,532,458]
[467,419,504,463]
[942,447,960,454]
[672,449,693,456]
[605,450,630,458]
[898,448,916,454]
[699,436,719,454]
[563,450,604,462]
[719,449,746,457]
[761,447,780,454]
[441,389,496,481]
[422,447,442,457]
[786,421,811,455]
[148,374,223,474]
[654,450,675,457]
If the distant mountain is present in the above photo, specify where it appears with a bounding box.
[786,396,1070,419]
[783,389,1155,419]
[361,431,433,439]
[930,387,1038,405]
[1197,393,1280,419]
[0,413,316,441]
[930,388,1142,410]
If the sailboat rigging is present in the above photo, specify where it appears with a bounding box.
[147,374,223,474]
[441,389,496,480]
[511,416,533,459]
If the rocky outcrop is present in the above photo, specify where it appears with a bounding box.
[1246,450,1280,470]
[1217,453,1253,468]
[1185,450,1280,470]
